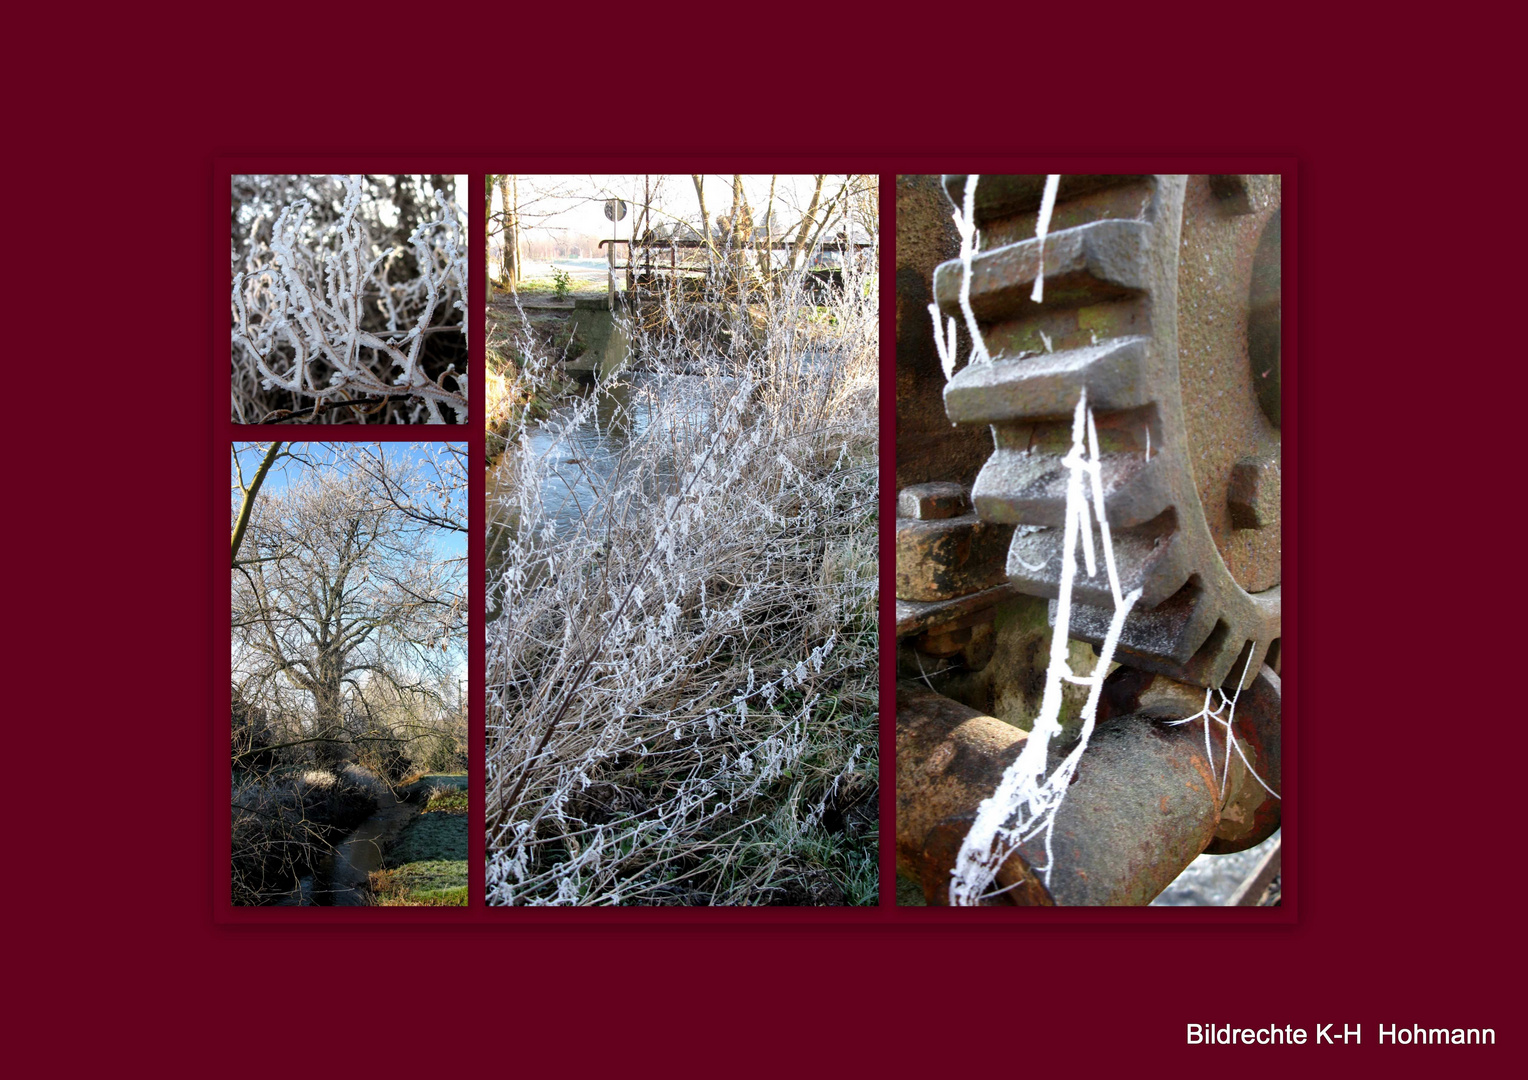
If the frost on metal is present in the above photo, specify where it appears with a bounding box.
[232,175,468,424]
[1029,174,1060,303]
[949,390,1142,905]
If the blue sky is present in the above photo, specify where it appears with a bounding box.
[231,441,467,563]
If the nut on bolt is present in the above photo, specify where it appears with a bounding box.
[896,484,1011,603]
[1227,452,1279,531]
[897,482,972,520]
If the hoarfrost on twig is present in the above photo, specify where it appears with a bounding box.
[949,390,1142,905]
[1030,174,1060,303]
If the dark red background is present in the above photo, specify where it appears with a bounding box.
[26,12,1513,1075]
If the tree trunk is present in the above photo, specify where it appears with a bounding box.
[691,175,712,273]
[507,173,525,285]
[485,175,496,290]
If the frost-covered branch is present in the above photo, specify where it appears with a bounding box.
[232,175,468,424]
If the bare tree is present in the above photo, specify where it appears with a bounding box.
[232,444,466,770]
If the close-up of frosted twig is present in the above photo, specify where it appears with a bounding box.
[231,175,469,424]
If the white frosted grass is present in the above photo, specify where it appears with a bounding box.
[486,231,879,905]
[950,390,1142,904]
[1030,174,1060,303]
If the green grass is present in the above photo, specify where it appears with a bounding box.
[371,863,468,906]
[492,275,604,300]
[423,786,468,813]
[372,774,469,905]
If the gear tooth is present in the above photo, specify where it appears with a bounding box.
[971,450,1069,528]
[1004,528,1062,600]
[1133,528,1193,608]
[941,174,1149,224]
[1183,621,1244,688]
[934,219,1149,322]
[1003,509,1186,610]
[1253,585,1281,640]
[944,336,1152,421]
[1233,638,1273,690]
[1070,582,1222,670]
[926,175,1281,691]
[1005,528,1119,606]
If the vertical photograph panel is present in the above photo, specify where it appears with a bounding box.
[230,442,469,905]
[894,174,1282,907]
[483,175,879,905]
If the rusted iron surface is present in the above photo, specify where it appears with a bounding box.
[1175,174,1281,595]
[943,174,1150,224]
[1098,664,1281,853]
[897,481,972,520]
[897,683,1223,905]
[915,619,996,667]
[896,584,1018,639]
[895,683,1045,904]
[1228,451,1279,531]
[896,511,1013,602]
[934,174,1280,692]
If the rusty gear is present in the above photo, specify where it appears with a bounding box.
[936,175,1280,690]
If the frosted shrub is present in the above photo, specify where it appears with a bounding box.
[486,228,878,905]
[232,175,468,424]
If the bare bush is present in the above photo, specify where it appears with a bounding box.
[486,216,878,905]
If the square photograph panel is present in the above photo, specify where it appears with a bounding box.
[230,175,469,424]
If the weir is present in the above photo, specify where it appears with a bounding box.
[563,294,631,379]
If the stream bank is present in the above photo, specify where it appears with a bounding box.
[277,772,468,906]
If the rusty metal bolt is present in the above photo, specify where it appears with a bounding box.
[896,515,1013,602]
[897,482,972,521]
[1227,452,1280,531]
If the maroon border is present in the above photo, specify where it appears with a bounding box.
[53,107,1512,1080]
[47,20,1513,1068]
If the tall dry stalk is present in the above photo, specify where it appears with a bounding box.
[486,228,878,905]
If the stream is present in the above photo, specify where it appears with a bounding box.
[280,791,416,906]
[485,373,726,619]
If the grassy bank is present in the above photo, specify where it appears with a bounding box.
[485,287,587,466]
[370,774,469,906]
